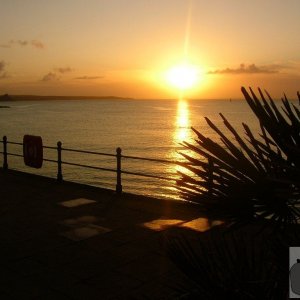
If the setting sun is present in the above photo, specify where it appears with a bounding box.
[165,64,200,90]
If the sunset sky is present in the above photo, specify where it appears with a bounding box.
[0,0,300,99]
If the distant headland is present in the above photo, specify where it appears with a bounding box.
[0,94,133,101]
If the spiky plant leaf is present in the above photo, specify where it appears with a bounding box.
[177,87,300,229]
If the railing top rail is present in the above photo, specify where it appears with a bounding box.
[43,145,57,150]
[4,140,57,150]
[61,147,116,157]
[6,141,23,146]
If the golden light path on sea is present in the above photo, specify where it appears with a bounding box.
[165,99,194,193]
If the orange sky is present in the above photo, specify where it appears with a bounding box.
[1,0,300,99]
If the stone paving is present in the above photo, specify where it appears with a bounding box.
[0,169,208,299]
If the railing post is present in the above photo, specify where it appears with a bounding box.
[116,147,122,194]
[57,141,63,182]
[3,136,8,170]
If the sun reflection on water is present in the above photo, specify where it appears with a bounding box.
[172,99,194,175]
[164,99,195,199]
[175,100,190,142]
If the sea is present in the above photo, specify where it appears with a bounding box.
[0,98,273,199]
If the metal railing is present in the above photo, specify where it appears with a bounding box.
[0,135,187,195]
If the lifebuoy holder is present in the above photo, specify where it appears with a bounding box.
[23,135,43,168]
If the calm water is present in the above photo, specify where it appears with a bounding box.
[0,99,263,199]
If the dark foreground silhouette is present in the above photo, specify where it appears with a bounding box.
[168,87,300,299]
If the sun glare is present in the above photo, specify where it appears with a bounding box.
[165,64,200,90]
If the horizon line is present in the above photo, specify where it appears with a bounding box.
[0,94,244,101]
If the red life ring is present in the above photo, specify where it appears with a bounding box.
[23,135,43,168]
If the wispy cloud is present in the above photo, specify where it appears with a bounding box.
[74,76,104,80]
[0,39,45,49]
[30,40,44,49]
[41,67,73,82]
[41,72,59,82]
[0,44,11,48]
[15,40,28,46]
[208,63,284,75]
[55,67,73,74]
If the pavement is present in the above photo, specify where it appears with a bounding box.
[0,169,210,299]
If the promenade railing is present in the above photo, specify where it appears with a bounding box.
[0,135,196,196]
